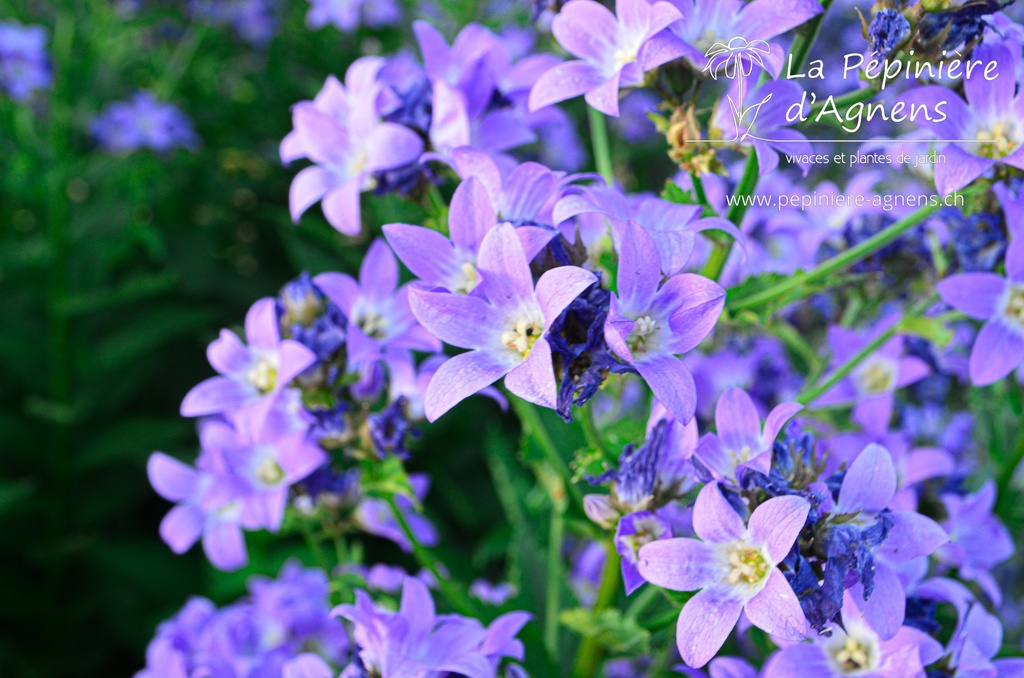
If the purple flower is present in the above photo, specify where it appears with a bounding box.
[180,298,317,418]
[763,592,944,678]
[638,483,810,668]
[470,579,517,606]
[0,20,51,102]
[816,318,931,436]
[384,176,552,295]
[306,0,400,32]
[91,91,199,154]
[901,43,1024,196]
[315,240,442,368]
[615,510,671,595]
[528,0,684,116]
[450,147,564,228]
[604,221,726,424]
[936,481,1014,605]
[188,0,280,46]
[938,234,1024,385]
[665,0,822,77]
[282,59,424,235]
[333,576,528,677]
[355,473,439,551]
[823,444,948,639]
[409,223,596,420]
[695,387,803,482]
[868,8,911,54]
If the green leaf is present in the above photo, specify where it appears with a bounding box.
[559,607,651,654]
[897,316,954,347]
[661,181,695,205]
[361,455,416,503]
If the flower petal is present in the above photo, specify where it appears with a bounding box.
[745,568,808,640]
[529,61,607,112]
[693,482,745,543]
[937,273,1006,320]
[148,452,199,501]
[635,354,697,425]
[408,287,502,349]
[160,505,204,554]
[536,266,597,327]
[748,495,809,564]
[423,349,516,422]
[837,443,897,514]
[970,320,1024,386]
[504,338,557,409]
[676,585,744,669]
[637,537,718,591]
[714,387,761,454]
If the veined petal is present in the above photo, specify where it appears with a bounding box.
[360,239,399,302]
[449,176,496,251]
[715,387,762,454]
[364,122,424,173]
[552,0,620,63]
[584,72,623,117]
[408,287,502,349]
[476,223,536,311]
[659,274,726,354]
[969,320,1024,386]
[934,146,994,196]
[313,272,359,317]
[637,538,718,591]
[148,452,199,501]
[1006,233,1024,282]
[289,166,336,223]
[937,273,1006,320]
[693,482,745,543]
[744,568,808,640]
[676,585,744,668]
[536,266,597,327]
[748,496,809,564]
[761,401,803,452]
[383,224,460,288]
[635,354,696,424]
[838,443,897,513]
[180,376,253,417]
[423,349,516,421]
[851,562,904,640]
[881,510,948,561]
[505,338,557,409]
[529,60,607,113]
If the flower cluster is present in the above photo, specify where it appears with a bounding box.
[0,19,51,102]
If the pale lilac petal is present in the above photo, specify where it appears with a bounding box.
[852,393,894,437]
[736,0,823,41]
[535,266,597,327]
[413,21,451,79]
[180,377,253,417]
[585,73,622,117]
[516,225,557,261]
[400,576,437,637]
[245,298,279,351]
[365,123,423,172]
[360,239,399,301]
[693,482,745,543]
[970,320,1024,385]
[896,356,931,388]
[290,166,336,223]
[616,0,651,36]
[424,349,516,422]
[476,223,535,309]
[762,644,832,678]
[408,287,502,349]
[383,224,459,287]
[880,510,948,561]
[503,163,556,221]
[899,86,969,140]
[639,29,688,71]
[617,220,662,315]
[277,341,318,385]
[449,176,496,251]
[321,178,363,235]
[676,586,744,669]
[658,274,726,354]
[529,61,607,112]
[744,568,808,640]
[761,401,803,451]
[293,105,351,166]
[937,273,1006,319]
[430,81,471,152]
[715,387,761,453]
[552,0,619,62]
[635,354,697,424]
[160,505,204,554]
[203,520,248,571]
[695,434,732,480]
[637,538,718,591]
[838,443,897,513]
[148,452,199,501]
[208,330,252,376]
[283,654,334,678]
[934,146,995,196]
[1006,233,1024,281]
[965,44,1015,122]
[748,496,809,564]
[504,338,557,409]
[902,448,955,486]
[852,562,904,640]
[452,146,503,199]
[313,272,359,317]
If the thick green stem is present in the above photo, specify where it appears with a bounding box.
[728,184,985,313]
[386,496,478,616]
[570,541,621,678]
[588,106,614,185]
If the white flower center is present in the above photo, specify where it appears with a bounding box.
[453,261,478,294]
[358,309,389,339]
[620,516,668,563]
[853,357,897,396]
[725,543,771,586]
[628,315,659,354]
[501,317,543,358]
[247,357,278,394]
[976,119,1021,159]
[255,454,286,487]
[826,632,880,675]
[1002,283,1024,330]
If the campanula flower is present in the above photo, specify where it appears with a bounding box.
[181,298,317,418]
[91,91,199,154]
[282,59,424,234]
[604,221,726,424]
[695,386,803,483]
[763,591,944,678]
[937,233,1024,385]
[816,318,931,436]
[528,0,684,116]
[615,510,671,594]
[409,223,596,420]
[638,483,810,668]
[315,239,442,368]
[901,43,1024,196]
[306,0,400,32]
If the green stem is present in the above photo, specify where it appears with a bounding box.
[386,496,478,616]
[511,399,586,517]
[300,521,331,571]
[544,494,566,657]
[797,295,936,405]
[727,184,986,314]
[570,541,621,678]
[580,405,614,463]
[154,26,207,98]
[702,153,759,280]
[624,583,660,619]
[588,106,614,185]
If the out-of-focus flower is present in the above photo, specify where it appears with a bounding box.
[867,8,911,55]
[0,20,51,102]
[91,91,199,154]
[306,0,400,32]
[188,0,280,46]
